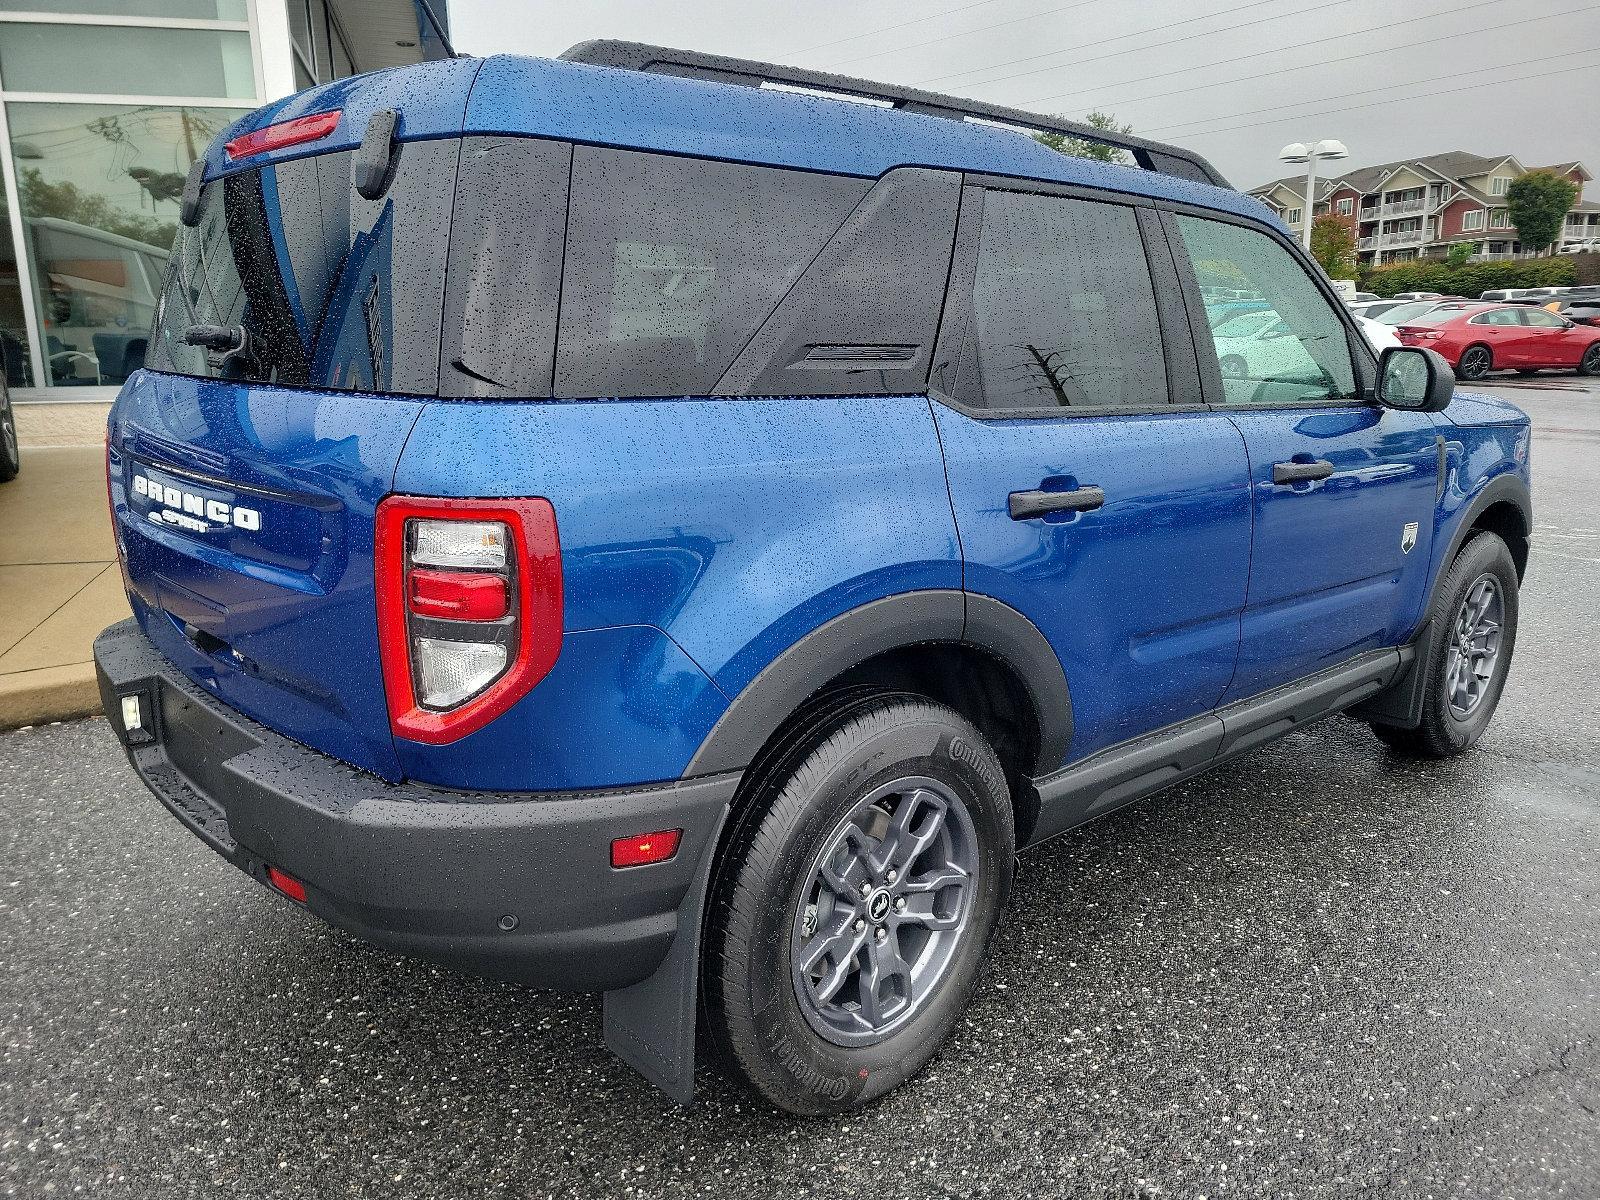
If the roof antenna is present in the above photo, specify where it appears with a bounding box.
[413,0,461,60]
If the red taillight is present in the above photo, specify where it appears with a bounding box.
[224,110,341,160]
[1395,326,1443,342]
[611,830,682,869]
[408,568,509,621]
[267,866,307,903]
[375,496,562,744]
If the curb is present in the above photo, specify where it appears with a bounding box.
[0,663,103,730]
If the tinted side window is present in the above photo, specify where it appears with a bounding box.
[969,190,1168,409]
[1174,214,1356,406]
[1522,309,1565,328]
[555,149,870,398]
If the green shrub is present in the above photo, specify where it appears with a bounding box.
[1358,256,1577,298]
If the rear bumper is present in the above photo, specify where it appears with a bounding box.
[93,619,737,991]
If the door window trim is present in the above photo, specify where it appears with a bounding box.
[928,174,1208,421]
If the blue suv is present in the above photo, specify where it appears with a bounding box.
[94,42,1532,1114]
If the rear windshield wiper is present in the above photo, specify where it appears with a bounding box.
[183,323,253,373]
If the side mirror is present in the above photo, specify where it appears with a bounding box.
[1378,345,1454,412]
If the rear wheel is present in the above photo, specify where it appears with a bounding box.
[704,693,1014,1115]
[0,377,19,484]
[1371,531,1518,758]
[1579,342,1600,376]
[1455,344,1492,381]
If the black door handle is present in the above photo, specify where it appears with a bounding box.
[1272,459,1334,485]
[1008,486,1105,520]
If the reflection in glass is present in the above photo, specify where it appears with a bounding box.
[0,24,254,99]
[9,102,238,385]
[0,184,33,385]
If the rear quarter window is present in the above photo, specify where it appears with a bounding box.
[554,148,870,398]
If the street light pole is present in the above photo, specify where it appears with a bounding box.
[1279,139,1350,253]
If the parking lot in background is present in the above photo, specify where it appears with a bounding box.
[2,377,1596,1199]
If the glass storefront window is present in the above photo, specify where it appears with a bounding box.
[0,184,33,385]
[8,102,240,385]
[0,1,247,18]
[0,24,253,99]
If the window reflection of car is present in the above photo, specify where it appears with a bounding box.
[29,217,169,386]
[1211,310,1322,380]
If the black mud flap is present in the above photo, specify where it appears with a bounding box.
[1350,620,1432,729]
[602,800,730,1104]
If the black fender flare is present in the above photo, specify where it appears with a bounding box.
[685,588,1072,777]
[1428,470,1531,612]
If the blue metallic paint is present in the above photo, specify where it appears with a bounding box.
[1221,405,1442,702]
[109,371,426,781]
[932,406,1253,764]
[116,52,1533,803]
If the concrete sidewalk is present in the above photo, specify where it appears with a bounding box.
[0,402,125,728]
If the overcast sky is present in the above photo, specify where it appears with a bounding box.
[450,0,1600,197]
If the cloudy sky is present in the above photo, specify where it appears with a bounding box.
[450,0,1600,196]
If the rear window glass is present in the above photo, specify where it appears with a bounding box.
[554,147,869,398]
[146,141,457,395]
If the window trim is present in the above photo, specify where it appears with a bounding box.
[1336,197,1353,216]
[928,175,1208,422]
[1462,208,1486,231]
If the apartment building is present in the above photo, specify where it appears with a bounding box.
[1251,152,1599,267]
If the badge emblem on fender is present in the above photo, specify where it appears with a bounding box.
[1401,522,1419,554]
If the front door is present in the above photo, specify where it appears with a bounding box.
[1166,212,1440,702]
[932,186,1252,765]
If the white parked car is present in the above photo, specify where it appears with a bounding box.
[1211,309,1399,382]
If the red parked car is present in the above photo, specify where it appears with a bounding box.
[1395,303,1600,380]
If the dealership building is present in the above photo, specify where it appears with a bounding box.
[0,0,447,400]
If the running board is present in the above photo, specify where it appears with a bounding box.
[1028,647,1408,845]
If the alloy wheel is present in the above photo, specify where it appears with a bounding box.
[1582,344,1600,374]
[790,776,978,1046]
[1459,347,1491,380]
[1446,574,1503,718]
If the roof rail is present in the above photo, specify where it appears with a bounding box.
[559,39,1230,190]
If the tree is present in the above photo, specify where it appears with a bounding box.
[1445,242,1473,269]
[1034,111,1134,164]
[1505,170,1580,255]
[1309,213,1357,278]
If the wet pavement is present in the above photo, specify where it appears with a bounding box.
[2,379,1597,1198]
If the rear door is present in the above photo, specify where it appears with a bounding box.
[933,184,1252,763]
[1165,211,1440,702]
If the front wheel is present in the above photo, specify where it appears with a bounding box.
[703,693,1014,1115]
[1578,342,1600,376]
[1371,531,1518,758]
[1455,344,1493,381]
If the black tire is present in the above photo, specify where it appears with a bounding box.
[1579,342,1600,376]
[1370,531,1518,758]
[0,378,18,484]
[1455,344,1492,381]
[703,692,1014,1115]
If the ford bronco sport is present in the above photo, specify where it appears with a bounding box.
[95,42,1532,1115]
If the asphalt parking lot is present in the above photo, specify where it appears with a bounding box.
[3,377,1597,1199]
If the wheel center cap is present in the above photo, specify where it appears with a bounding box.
[867,888,892,922]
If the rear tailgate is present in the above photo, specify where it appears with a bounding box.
[110,62,482,780]
[111,375,424,779]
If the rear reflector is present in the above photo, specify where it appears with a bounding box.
[611,830,682,869]
[267,866,307,903]
[225,110,341,160]
[408,568,509,621]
